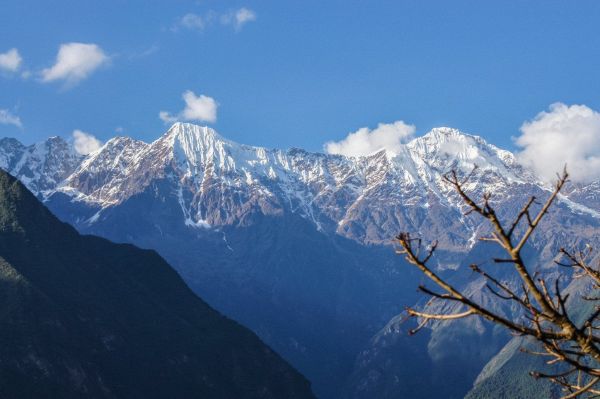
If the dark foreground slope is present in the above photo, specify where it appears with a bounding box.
[0,170,314,399]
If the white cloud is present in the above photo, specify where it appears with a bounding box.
[41,43,109,86]
[179,12,214,31]
[516,103,600,183]
[159,90,218,124]
[0,48,22,72]
[176,8,255,32]
[0,109,22,129]
[324,121,416,157]
[159,111,177,124]
[72,129,103,155]
[221,7,257,31]
[235,7,257,29]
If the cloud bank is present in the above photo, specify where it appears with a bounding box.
[324,121,416,157]
[0,109,22,129]
[0,48,22,72]
[516,103,600,183]
[42,43,109,86]
[72,130,103,155]
[160,90,218,124]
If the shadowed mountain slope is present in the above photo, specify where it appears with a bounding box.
[0,170,315,399]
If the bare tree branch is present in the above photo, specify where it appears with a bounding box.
[397,167,600,397]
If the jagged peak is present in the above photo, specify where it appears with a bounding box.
[157,123,237,164]
[408,127,504,161]
[0,137,24,147]
[42,136,74,150]
[104,135,147,146]
[426,126,467,136]
[95,136,149,155]
[410,127,481,149]
[398,127,524,184]
[153,122,281,172]
[75,136,147,171]
[163,122,229,145]
[2,136,75,158]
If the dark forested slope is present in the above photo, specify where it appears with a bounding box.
[0,170,314,399]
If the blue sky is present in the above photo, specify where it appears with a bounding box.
[1,0,600,154]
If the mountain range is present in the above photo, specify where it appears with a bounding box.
[2,122,600,398]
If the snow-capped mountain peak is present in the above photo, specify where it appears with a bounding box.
[407,127,514,172]
[0,135,82,196]
[165,122,241,173]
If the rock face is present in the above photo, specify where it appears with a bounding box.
[3,122,600,398]
[0,169,315,399]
